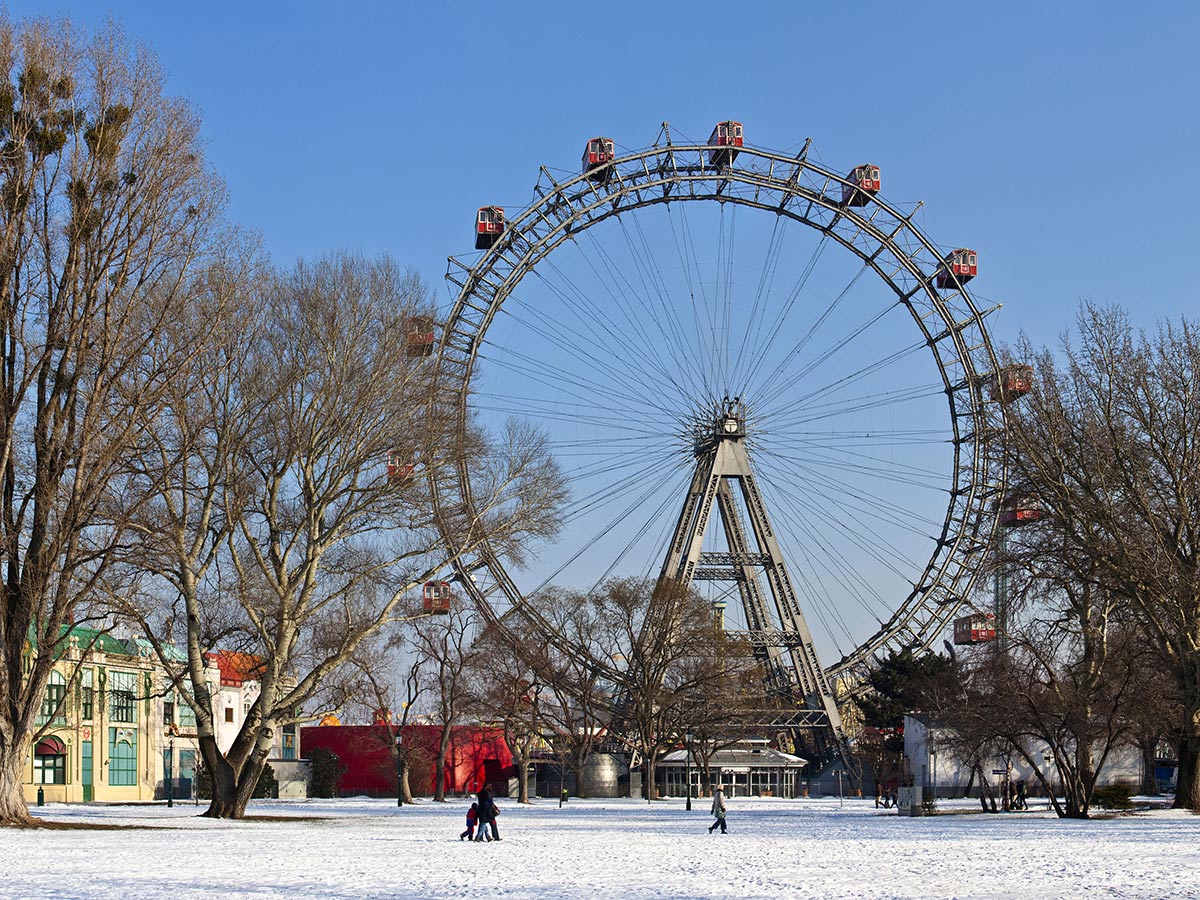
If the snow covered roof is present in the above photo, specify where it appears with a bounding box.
[659,745,807,769]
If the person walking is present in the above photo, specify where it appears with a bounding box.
[460,802,479,841]
[708,786,727,834]
[475,786,501,842]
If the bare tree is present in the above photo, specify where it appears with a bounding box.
[524,586,614,799]
[1000,304,1200,809]
[0,17,226,825]
[123,252,564,818]
[413,600,480,801]
[465,623,542,803]
[332,634,425,805]
[596,577,731,801]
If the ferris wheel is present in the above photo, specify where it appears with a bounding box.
[430,122,1010,720]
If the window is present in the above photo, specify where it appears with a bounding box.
[282,722,296,760]
[179,699,196,728]
[37,672,67,727]
[109,728,137,786]
[163,695,175,726]
[81,668,94,722]
[109,671,136,723]
[224,707,234,723]
[34,752,65,785]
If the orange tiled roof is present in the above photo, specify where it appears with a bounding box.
[206,650,266,686]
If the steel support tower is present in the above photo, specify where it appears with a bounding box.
[658,398,848,763]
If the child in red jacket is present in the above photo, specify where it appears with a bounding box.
[459,802,479,841]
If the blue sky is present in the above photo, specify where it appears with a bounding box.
[9,0,1196,347]
[7,1,1197,659]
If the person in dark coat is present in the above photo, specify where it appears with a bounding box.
[475,786,501,841]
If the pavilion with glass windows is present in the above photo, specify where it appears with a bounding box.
[657,738,808,799]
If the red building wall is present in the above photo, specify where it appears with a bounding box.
[301,724,515,798]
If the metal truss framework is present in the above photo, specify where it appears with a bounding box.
[657,400,846,752]
[429,131,1009,695]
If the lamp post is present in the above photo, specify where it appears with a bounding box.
[166,738,174,809]
[684,731,692,811]
[930,748,938,802]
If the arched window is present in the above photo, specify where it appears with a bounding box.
[109,728,137,786]
[34,736,66,784]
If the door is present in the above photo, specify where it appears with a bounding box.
[81,741,93,802]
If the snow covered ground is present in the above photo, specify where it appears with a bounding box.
[3,796,1197,900]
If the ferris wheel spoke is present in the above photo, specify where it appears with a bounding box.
[748,258,874,400]
[759,447,942,540]
[527,464,688,597]
[768,446,947,492]
[767,384,948,432]
[785,461,944,543]
[755,296,902,404]
[759,486,878,653]
[759,338,931,423]
[763,475,912,609]
[494,285,690,416]
[478,346,674,421]
[574,228,709,404]
[615,215,714,401]
[527,250,700,410]
[765,488,894,646]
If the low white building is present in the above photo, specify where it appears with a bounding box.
[657,738,808,798]
[903,713,1148,799]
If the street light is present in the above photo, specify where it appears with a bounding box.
[166,737,174,809]
[684,731,692,811]
[930,748,938,802]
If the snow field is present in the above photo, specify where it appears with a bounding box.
[1,797,1197,900]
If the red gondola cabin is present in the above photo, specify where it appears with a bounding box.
[998,493,1045,528]
[842,164,881,207]
[953,613,997,645]
[387,451,415,481]
[406,316,435,358]
[935,248,977,289]
[423,580,452,614]
[708,121,744,167]
[475,207,505,250]
[989,364,1034,403]
[582,137,615,183]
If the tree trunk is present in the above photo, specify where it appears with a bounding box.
[513,751,530,804]
[399,757,415,804]
[645,754,659,800]
[230,749,270,819]
[572,748,590,799]
[201,737,240,819]
[0,741,36,826]
[434,725,452,802]
[1137,740,1159,796]
[1174,721,1200,810]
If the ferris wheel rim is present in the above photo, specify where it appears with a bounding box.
[431,136,1007,685]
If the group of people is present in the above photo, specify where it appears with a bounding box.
[458,783,732,840]
[1009,779,1028,810]
[874,786,899,808]
[460,787,501,842]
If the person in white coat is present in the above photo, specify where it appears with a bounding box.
[708,786,727,834]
